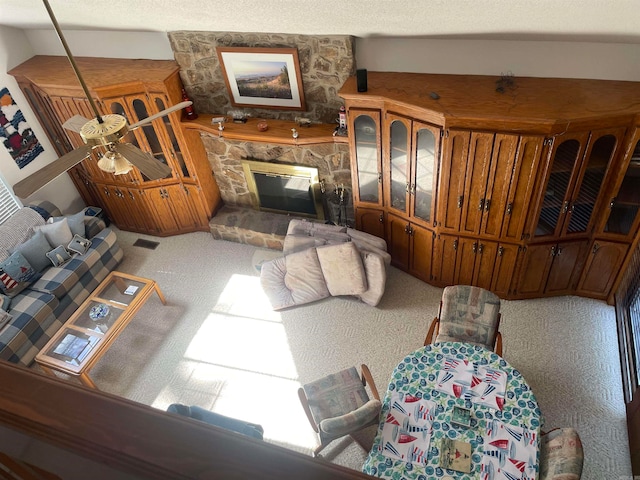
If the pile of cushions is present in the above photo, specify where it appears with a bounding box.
[260,220,390,310]
[0,209,92,302]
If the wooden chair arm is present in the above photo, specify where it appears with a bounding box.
[297,387,319,433]
[495,331,503,357]
[424,317,439,346]
[361,364,380,401]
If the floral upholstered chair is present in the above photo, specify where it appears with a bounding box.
[539,428,584,479]
[298,365,381,456]
[424,285,503,356]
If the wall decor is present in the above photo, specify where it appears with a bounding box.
[216,47,306,111]
[0,87,43,168]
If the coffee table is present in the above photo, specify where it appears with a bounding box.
[35,271,166,389]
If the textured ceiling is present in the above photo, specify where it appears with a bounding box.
[0,0,638,43]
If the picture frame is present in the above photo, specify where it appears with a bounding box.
[216,47,306,111]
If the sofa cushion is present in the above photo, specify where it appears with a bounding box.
[0,251,39,298]
[356,250,387,306]
[0,208,45,262]
[0,293,10,312]
[46,245,72,267]
[48,210,86,237]
[260,249,330,310]
[316,243,367,296]
[34,217,73,247]
[29,228,118,299]
[0,289,59,363]
[11,230,51,272]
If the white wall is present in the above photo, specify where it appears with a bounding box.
[357,37,640,81]
[0,26,83,213]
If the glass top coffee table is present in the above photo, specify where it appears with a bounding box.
[35,271,166,389]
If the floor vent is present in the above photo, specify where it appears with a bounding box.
[133,239,160,250]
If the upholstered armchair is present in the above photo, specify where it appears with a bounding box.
[424,285,503,356]
[298,364,381,456]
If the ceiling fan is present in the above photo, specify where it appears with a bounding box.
[12,0,193,198]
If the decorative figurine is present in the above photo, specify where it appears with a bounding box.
[291,128,299,141]
[295,116,312,127]
[181,88,198,120]
[333,105,348,137]
[218,121,225,137]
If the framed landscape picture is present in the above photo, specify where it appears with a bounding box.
[216,47,306,110]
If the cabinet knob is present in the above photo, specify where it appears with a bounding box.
[478,243,484,254]
[550,245,556,257]
[457,195,464,209]
[453,239,458,251]
[410,184,416,195]
[484,199,491,212]
[592,243,600,254]
[498,246,504,257]
[506,202,513,215]
[472,242,478,253]
[378,172,382,183]
[405,182,410,193]
[562,201,570,214]
[478,198,485,211]
[609,197,615,209]
[379,213,384,223]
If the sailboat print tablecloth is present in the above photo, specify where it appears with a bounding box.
[363,342,543,480]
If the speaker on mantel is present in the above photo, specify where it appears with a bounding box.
[356,69,368,92]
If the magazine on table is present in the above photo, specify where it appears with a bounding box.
[53,333,98,364]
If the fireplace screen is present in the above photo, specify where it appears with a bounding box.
[241,160,324,220]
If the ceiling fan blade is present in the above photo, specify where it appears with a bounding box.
[13,145,93,198]
[128,101,193,130]
[113,143,172,180]
[62,114,91,133]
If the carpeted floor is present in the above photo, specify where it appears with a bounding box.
[86,227,631,479]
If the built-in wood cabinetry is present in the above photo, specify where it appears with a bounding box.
[340,72,640,302]
[9,56,221,236]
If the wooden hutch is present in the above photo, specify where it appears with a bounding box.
[9,56,221,236]
[340,72,640,303]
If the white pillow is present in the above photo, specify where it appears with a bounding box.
[35,217,73,247]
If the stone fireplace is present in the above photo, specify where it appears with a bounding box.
[168,31,356,247]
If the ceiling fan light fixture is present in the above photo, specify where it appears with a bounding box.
[99,150,133,175]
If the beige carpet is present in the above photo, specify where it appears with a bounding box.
[86,227,630,479]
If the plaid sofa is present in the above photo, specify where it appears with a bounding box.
[0,202,123,365]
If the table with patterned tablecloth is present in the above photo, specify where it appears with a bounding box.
[363,342,543,480]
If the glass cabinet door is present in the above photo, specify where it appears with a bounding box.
[534,135,586,238]
[130,96,173,182]
[603,136,640,237]
[412,123,439,224]
[388,116,411,213]
[566,131,621,234]
[154,96,191,178]
[352,112,381,204]
[104,99,143,183]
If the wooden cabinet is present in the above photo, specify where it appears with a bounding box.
[355,207,385,239]
[386,212,434,282]
[596,129,640,242]
[339,72,640,301]
[514,240,589,298]
[432,234,519,293]
[577,240,629,299]
[530,128,626,240]
[9,56,221,236]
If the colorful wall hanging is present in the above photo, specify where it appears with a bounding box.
[0,87,44,169]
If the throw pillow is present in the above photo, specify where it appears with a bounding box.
[35,217,73,247]
[47,210,85,237]
[0,293,11,312]
[67,234,92,255]
[46,246,72,267]
[0,251,39,298]
[11,230,52,272]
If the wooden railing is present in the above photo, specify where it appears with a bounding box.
[0,361,372,479]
